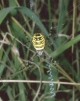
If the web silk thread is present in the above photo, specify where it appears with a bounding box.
[47,64,55,98]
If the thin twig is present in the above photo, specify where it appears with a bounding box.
[72,0,77,53]
[0,80,80,85]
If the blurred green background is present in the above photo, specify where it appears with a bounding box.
[0,0,80,101]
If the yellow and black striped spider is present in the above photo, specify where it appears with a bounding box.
[32,33,45,55]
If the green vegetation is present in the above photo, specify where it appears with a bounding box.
[0,0,80,101]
